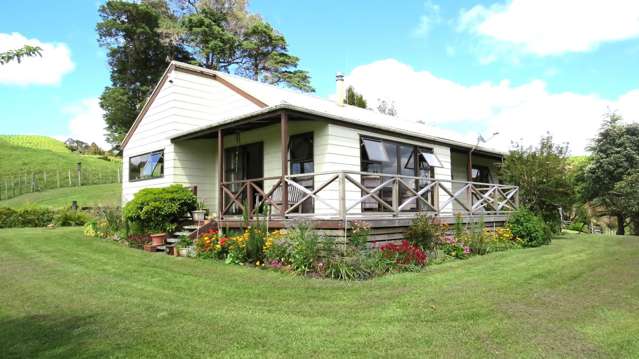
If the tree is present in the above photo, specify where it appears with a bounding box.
[614,171,639,235]
[180,7,238,71]
[581,113,639,234]
[377,99,398,116]
[97,0,190,145]
[0,45,42,65]
[344,86,367,108]
[500,135,575,231]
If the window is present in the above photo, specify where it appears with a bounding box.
[472,165,491,183]
[289,132,314,174]
[129,150,164,181]
[421,152,443,168]
[362,138,389,162]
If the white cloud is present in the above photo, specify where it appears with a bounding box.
[413,1,442,37]
[0,32,75,85]
[62,98,109,149]
[343,59,639,154]
[458,0,639,56]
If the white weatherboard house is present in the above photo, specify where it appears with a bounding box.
[121,61,518,239]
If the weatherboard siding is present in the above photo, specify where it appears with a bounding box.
[122,67,260,205]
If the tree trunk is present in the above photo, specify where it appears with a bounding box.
[616,214,625,235]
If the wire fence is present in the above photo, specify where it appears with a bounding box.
[0,168,122,201]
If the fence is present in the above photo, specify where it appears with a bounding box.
[0,168,122,201]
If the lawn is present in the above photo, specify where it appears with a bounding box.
[0,183,121,209]
[1,228,638,358]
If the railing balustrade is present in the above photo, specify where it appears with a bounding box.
[219,170,519,221]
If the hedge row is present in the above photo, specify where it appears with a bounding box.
[0,207,89,228]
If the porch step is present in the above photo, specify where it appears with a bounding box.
[182,225,199,231]
[173,231,192,237]
[167,238,179,244]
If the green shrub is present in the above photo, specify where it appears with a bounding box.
[507,208,552,247]
[0,208,18,228]
[288,222,320,274]
[53,209,89,226]
[566,222,587,232]
[405,214,444,252]
[123,185,197,234]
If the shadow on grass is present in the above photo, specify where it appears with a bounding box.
[0,314,110,359]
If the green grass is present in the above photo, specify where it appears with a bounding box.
[0,183,121,209]
[1,229,638,358]
[0,135,121,191]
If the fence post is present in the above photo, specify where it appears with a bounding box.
[31,172,35,192]
[77,162,82,187]
[43,171,47,189]
[57,170,60,188]
[68,169,72,186]
[117,168,121,183]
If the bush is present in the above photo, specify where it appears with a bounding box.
[288,222,320,274]
[0,207,56,228]
[84,207,124,240]
[123,185,197,234]
[379,240,428,267]
[0,207,18,228]
[507,208,552,247]
[54,209,89,226]
[405,214,445,252]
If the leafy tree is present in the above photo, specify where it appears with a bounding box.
[377,99,398,116]
[180,7,238,70]
[500,135,575,231]
[581,113,639,234]
[0,45,42,65]
[97,0,189,145]
[345,86,367,108]
[614,171,639,235]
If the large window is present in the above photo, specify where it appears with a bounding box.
[360,136,443,212]
[129,150,164,181]
[289,132,314,213]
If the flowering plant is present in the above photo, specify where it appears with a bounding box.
[379,240,428,266]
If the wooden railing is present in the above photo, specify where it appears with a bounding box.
[220,170,519,220]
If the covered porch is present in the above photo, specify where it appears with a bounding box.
[171,108,519,231]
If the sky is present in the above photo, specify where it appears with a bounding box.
[1,0,639,153]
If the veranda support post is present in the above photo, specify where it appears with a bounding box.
[217,128,224,224]
[280,111,288,217]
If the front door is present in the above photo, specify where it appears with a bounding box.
[224,142,263,215]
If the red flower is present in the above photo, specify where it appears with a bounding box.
[379,240,427,266]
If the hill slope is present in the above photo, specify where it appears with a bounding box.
[0,183,121,208]
[0,135,122,200]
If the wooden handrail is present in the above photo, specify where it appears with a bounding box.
[219,170,520,220]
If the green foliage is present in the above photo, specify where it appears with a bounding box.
[0,184,121,209]
[84,207,124,240]
[123,185,197,233]
[501,135,575,231]
[405,214,443,252]
[614,171,639,235]
[53,209,89,227]
[0,207,92,228]
[507,208,551,247]
[348,220,370,248]
[288,222,320,274]
[0,45,42,65]
[345,86,367,108]
[580,113,639,234]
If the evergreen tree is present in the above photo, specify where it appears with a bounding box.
[345,86,367,108]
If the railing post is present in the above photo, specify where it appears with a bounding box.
[434,180,440,215]
[392,176,399,216]
[247,181,253,219]
[280,112,289,217]
[338,172,346,219]
[217,128,224,223]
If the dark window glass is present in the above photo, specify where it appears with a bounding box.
[129,150,164,181]
[289,133,314,174]
[472,166,490,183]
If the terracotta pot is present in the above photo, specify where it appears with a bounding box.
[150,233,167,246]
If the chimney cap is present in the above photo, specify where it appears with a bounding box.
[336,72,344,81]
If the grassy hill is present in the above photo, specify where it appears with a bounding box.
[0,183,121,208]
[0,135,122,200]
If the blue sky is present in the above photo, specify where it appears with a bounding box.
[1,0,638,153]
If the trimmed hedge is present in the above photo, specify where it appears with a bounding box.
[0,207,89,228]
[507,208,552,247]
[123,184,197,234]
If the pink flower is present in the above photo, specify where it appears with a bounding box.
[463,246,470,254]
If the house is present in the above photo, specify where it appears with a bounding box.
[121,61,518,239]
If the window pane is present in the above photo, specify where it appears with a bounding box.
[129,150,163,181]
[362,139,389,162]
[290,133,313,162]
[382,142,397,174]
[421,152,443,168]
[142,152,162,177]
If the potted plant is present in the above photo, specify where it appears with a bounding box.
[177,235,193,257]
[192,201,207,222]
[149,223,175,246]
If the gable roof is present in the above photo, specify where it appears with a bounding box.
[123,61,504,156]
